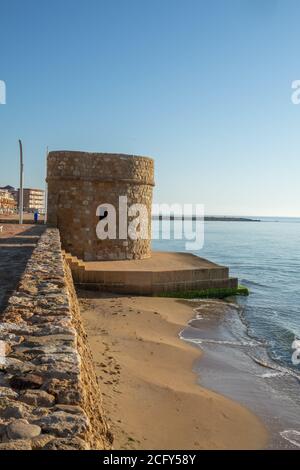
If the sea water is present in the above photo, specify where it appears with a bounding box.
[152,218,300,449]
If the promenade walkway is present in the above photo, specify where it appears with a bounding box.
[0,224,45,313]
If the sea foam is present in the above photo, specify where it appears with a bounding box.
[280,430,300,448]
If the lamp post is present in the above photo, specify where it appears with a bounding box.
[18,139,24,224]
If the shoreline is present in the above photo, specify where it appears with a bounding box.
[79,292,268,450]
[182,299,300,450]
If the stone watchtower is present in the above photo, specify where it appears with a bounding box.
[46,151,155,261]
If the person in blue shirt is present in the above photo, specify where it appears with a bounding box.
[34,210,39,223]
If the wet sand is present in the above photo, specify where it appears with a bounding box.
[182,299,300,449]
[78,292,268,450]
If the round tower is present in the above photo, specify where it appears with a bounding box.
[47,151,154,261]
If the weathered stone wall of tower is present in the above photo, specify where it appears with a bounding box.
[47,151,154,261]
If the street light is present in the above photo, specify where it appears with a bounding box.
[18,139,24,224]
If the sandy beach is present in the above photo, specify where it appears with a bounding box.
[78,292,268,450]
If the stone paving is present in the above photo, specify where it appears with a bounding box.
[0,225,45,314]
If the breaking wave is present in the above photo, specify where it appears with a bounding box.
[280,430,300,448]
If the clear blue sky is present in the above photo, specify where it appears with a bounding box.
[1,0,300,217]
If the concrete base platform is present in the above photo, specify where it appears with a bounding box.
[65,251,238,295]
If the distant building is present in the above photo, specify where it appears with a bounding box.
[0,185,17,200]
[0,185,15,192]
[18,188,45,213]
[0,189,17,214]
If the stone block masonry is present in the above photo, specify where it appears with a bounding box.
[0,229,112,450]
[47,151,155,261]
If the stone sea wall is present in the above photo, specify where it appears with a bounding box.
[0,228,112,450]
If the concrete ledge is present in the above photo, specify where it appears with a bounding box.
[68,251,238,295]
[0,229,112,450]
